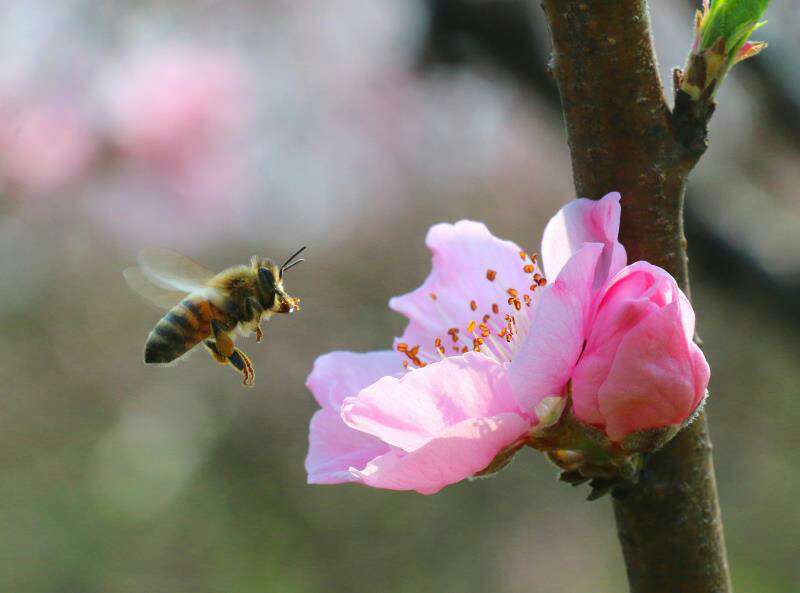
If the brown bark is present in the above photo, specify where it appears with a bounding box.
[541,1,731,592]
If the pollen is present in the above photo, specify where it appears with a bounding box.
[486,269,497,281]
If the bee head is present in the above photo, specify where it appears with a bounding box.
[254,246,305,313]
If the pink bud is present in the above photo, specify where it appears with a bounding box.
[571,262,709,442]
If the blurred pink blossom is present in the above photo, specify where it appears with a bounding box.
[305,193,709,494]
[105,46,248,204]
[0,99,97,196]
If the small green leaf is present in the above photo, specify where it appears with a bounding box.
[700,0,770,56]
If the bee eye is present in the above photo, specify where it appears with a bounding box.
[258,267,276,288]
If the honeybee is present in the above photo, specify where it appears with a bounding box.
[124,247,305,386]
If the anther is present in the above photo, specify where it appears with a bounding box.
[492,303,500,314]
[470,300,477,311]
[519,251,528,261]
[523,264,534,273]
[467,320,476,333]
[397,343,408,352]
[507,288,518,297]
[486,269,497,281]
[429,292,438,301]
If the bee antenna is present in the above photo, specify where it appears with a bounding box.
[281,246,307,274]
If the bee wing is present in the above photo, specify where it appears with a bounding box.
[137,247,214,293]
[123,267,187,309]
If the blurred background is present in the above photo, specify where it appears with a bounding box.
[1,1,797,592]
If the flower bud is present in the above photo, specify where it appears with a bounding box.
[680,0,769,101]
[570,263,710,443]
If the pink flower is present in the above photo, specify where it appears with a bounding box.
[105,46,247,203]
[305,193,709,493]
[0,100,97,196]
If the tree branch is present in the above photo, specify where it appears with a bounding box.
[541,1,731,591]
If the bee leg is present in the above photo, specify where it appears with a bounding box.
[229,348,255,386]
[204,340,229,364]
[209,319,253,386]
[206,339,255,386]
[245,298,264,343]
[211,319,236,354]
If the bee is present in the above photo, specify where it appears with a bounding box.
[124,246,305,386]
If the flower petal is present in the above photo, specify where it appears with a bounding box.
[597,300,710,441]
[509,243,604,414]
[351,413,529,495]
[306,350,403,411]
[341,352,524,452]
[305,409,391,484]
[390,221,539,357]
[541,192,626,286]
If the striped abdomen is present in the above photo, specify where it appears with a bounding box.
[144,296,220,364]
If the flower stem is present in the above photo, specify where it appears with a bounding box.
[541,1,731,591]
